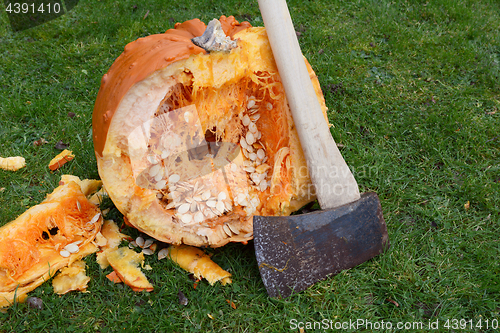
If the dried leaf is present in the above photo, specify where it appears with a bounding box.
[226,299,237,309]
[26,297,43,310]
[55,140,69,150]
[178,289,188,306]
[386,298,399,307]
[33,138,48,147]
[464,201,470,210]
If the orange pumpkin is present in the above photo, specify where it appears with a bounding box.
[92,16,328,248]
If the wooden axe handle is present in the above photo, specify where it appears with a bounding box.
[257,0,360,209]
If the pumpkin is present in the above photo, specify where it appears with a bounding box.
[92,16,328,248]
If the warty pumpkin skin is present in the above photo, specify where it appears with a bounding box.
[92,16,329,248]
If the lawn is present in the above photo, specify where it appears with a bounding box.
[0,0,499,332]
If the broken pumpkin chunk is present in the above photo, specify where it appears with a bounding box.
[106,247,153,292]
[0,177,103,308]
[0,156,26,171]
[167,245,232,285]
[95,220,129,269]
[52,260,90,294]
[49,149,74,171]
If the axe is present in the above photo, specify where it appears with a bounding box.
[253,0,390,298]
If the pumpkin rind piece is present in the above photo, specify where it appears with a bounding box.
[48,149,75,171]
[93,17,328,248]
[0,178,102,308]
[52,260,91,295]
[106,247,154,292]
[0,156,26,171]
[167,245,231,285]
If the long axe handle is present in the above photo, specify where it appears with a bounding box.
[257,0,360,209]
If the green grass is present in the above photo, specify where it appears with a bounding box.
[1,0,499,331]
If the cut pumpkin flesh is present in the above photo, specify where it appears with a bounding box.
[167,244,231,285]
[93,16,329,248]
[0,178,102,307]
[52,260,90,295]
[106,247,153,292]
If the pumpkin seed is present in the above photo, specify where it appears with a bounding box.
[59,250,71,258]
[154,172,164,182]
[247,99,256,109]
[64,243,80,254]
[218,192,227,201]
[194,211,205,223]
[249,152,257,161]
[76,200,81,212]
[246,132,255,145]
[242,114,251,126]
[248,122,258,134]
[245,143,255,153]
[193,195,203,202]
[181,213,193,224]
[266,102,273,110]
[190,201,198,212]
[178,203,190,214]
[201,190,211,201]
[156,193,164,199]
[244,166,256,173]
[88,213,101,224]
[149,164,161,177]
[203,209,215,219]
[250,173,261,185]
[206,200,216,208]
[239,136,249,150]
[222,224,232,237]
[136,236,145,248]
[142,248,154,255]
[194,211,204,223]
[243,232,253,238]
[155,180,167,189]
[256,149,266,160]
[158,248,169,260]
[236,193,246,204]
[168,174,180,183]
[236,193,249,206]
[129,240,138,248]
[250,113,261,122]
[259,181,268,192]
[147,155,158,164]
[255,163,271,173]
[228,223,240,235]
[216,200,225,213]
[143,239,154,249]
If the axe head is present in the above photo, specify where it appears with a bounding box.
[253,192,389,298]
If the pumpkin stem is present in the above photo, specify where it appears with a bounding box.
[192,19,237,53]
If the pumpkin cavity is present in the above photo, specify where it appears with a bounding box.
[127,70,293,233]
